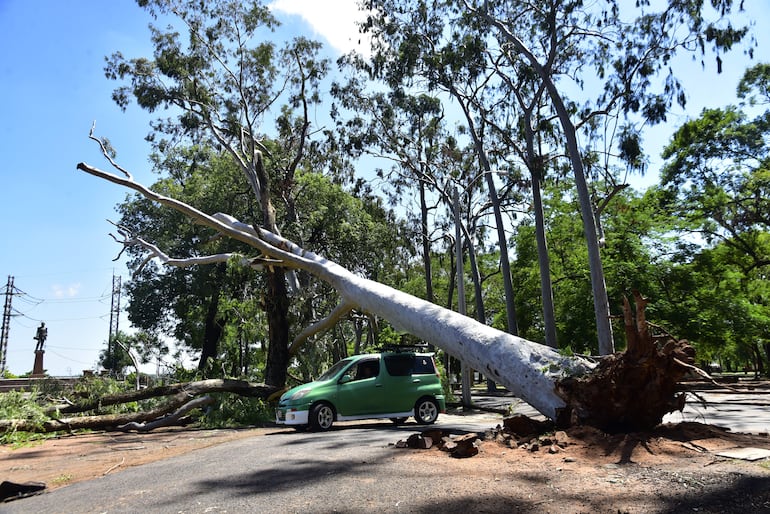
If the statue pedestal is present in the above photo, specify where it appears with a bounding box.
[31,350,45,378]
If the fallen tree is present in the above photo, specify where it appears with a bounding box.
[70,138,696,432]
[1,379,277,434]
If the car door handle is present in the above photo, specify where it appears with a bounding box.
[411,379,420,383]
[375,383,383,387]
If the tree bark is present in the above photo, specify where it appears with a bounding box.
[199,292,224,371]
[263,268,290,387]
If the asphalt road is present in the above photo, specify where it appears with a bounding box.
[3,382,768,513]
[0,411,505,514]
[663,380,770,434]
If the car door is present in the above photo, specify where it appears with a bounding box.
[335,358,383,415]
[380,354,420,412]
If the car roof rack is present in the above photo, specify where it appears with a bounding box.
[378,343,430,353]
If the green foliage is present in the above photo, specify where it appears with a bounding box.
[197,393,273,428]
[0,391,49,445]
[737,63,770,105]
[649,66,770,372]
[70,376,142,415]
[107,0,767,382]
[434,356,456,404]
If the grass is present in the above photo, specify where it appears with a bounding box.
[52,474,73,485]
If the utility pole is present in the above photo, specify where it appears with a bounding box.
[1,276,15,375]
[107,273,121,373]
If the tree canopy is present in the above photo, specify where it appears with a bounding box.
[90,0,768,405]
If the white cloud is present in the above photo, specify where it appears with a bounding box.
[51,283,81,298]
[269,0,371,56]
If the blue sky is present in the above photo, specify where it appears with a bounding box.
[0,0,366,376]
[0,0,766,376]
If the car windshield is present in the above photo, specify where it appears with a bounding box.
[316,358,354,382]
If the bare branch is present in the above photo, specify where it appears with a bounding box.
[117,395,215,432]
[88,122,133,180]
[76,161,316,273]
[288,301,356,356]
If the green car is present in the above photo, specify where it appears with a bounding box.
[276,349,446,431]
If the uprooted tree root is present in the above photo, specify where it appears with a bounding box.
[556,291,696,432]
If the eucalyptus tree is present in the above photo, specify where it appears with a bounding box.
[105,0,330,386]
[330,80,452,307]
[348,3,532,337]
[463,0,753,354]
[361,0,753,355]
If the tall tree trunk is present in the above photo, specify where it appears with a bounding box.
[251,154,292,388]
[419,179,434,304]
[483,15,614,355]
[530,170,557,348]
[198,293,223,371]
[263,268,290,387]
[464,223,497,392]
[447,82,519,336]
[484,172,519,335]
[521,104,558,349]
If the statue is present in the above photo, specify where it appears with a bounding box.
[34,322,47,352]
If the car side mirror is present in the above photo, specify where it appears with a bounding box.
[338,374,352,384]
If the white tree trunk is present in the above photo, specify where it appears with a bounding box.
[328,265,593,419]
[76,159,594,422]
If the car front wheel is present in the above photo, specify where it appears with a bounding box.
[309,403,335,431]
[414,397,439,424]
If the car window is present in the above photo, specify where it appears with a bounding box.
[383,354,435,376]
[317,358,353,381]
[383,354,413,376]
[352,359,380,380]
[413,355,436,374]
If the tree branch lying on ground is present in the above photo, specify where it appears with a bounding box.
[3,379,278,434]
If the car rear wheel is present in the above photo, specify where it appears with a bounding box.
[414,397,439,424]
[309,403,335,431]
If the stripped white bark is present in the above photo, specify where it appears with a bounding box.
[77,161,595,421]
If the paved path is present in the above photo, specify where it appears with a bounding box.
[466,379,770,434]
[663,381,770,434]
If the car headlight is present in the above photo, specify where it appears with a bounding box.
[290,388,312,401]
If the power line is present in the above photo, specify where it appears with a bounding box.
[12,313,111,323]
[24,296,111,304]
